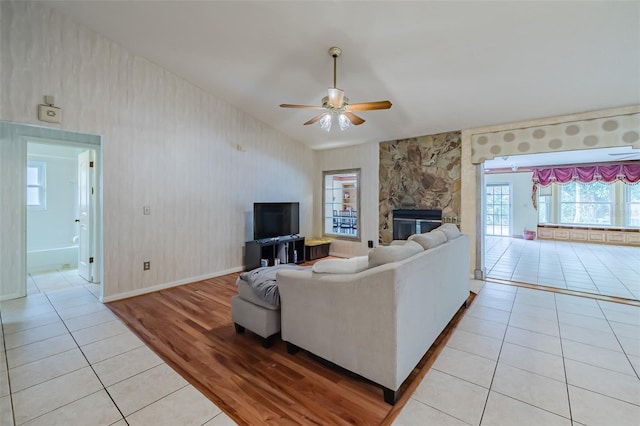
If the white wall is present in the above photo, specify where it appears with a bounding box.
[484,172,538,237]
[1,2,315,300]
[315,142,379,257]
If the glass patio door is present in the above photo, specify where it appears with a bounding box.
[486,184,511,236]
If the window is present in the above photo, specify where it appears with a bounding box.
[626,184,640,227]
[323,169,360,240]
[559,182,612,225]
[486,184,511,236]
[27,161,46,209]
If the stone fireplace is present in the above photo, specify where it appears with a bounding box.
[379,131,461,244]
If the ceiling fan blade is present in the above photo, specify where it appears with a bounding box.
[303,114,326,126]
[344,112,365,125]
[280,104,325,110]
[347,100,392,111]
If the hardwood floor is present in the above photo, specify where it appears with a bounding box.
[107,271,474,425]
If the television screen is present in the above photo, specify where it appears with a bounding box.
[253,202,299,240]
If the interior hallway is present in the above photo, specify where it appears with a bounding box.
[485,237,640,301]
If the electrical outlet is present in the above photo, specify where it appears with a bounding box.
[143,261,150,271]
[143,205,151,215]
[368,240,374,248]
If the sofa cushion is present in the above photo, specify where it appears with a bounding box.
[408,230,447,250]
[368,240,423,268]
[312,256,369,274]
[435,223,461,240]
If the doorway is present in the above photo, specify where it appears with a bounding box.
[481,149,640,301]
[26,141,99,295]
[0,121,102,302]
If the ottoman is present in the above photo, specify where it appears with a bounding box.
[231,278,280,348]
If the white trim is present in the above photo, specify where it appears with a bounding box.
[101,266,244,303]
[0,292,26,302]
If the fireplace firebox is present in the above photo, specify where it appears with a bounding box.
[392,209,443,240]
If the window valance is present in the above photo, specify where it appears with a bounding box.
[532,163,640,187]
[531,162,640,209]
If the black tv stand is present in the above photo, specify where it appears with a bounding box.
[245,235,305,271]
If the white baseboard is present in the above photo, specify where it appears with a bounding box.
[0,291,26,302]
[101,266,244,303]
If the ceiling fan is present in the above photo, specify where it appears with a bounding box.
[280,47,392,131]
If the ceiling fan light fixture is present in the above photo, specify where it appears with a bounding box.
[280,46,392,130]
[328,88,344,107]
[338,113,351,131]
[319,113,332,132]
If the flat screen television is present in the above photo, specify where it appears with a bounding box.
[253,202,299,240]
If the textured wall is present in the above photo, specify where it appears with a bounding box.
[379,132,461,244]
[1,2,315,300]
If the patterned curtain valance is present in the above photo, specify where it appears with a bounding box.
[531,162,640,209]
[532,163,640,186]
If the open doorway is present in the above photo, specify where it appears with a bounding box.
[482,147,640,301]
[0,121,102,302]
[26,141,100,297]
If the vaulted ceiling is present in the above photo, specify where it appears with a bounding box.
[42,1,639,150]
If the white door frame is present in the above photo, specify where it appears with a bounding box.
[24,135,103,297]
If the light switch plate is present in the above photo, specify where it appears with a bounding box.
[38,104,62,123]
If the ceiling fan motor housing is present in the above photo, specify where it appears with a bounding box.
[328,47,342,58]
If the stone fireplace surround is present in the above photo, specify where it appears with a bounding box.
[379,131,461,244]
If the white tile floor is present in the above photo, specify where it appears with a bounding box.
[0,273,235,426]
[26,269,96,295]
[2,273,639,425]
[485,237,640,300]
[394,280,640,426]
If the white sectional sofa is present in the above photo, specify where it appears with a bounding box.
[276,225,470,404]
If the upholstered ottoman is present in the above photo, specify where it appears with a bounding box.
[231,278,281,348]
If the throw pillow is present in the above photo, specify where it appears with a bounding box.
[312,256,369,274]
[409,230,447,250]
[435,223,461,240]
[368,240,423,268]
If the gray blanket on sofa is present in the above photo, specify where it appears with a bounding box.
[239,264,310,306]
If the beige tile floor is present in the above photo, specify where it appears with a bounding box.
[2,273,639,425]
[485,237,640,300]
[394,281,640,426]
[0,272,236,426]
